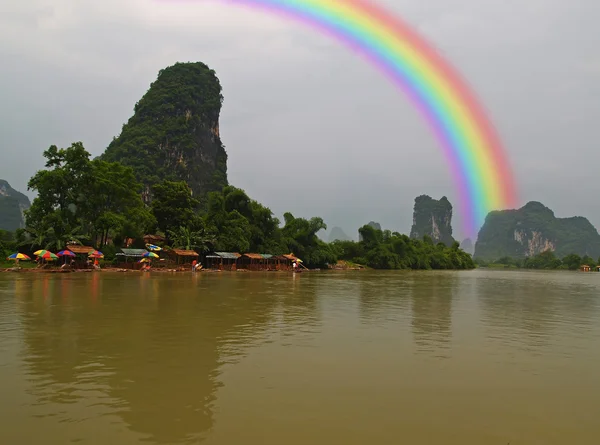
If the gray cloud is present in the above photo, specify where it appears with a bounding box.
[1,0,598,240]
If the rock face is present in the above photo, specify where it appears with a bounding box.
[329,226,351,242]
[102,62,228,202]
[474,201,600,259]
[460,238,474,255]
[409,195,455,246]
[0,180,31,231]
[358,221,381,241]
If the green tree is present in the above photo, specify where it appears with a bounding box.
[167,224,216,252]
[25,142,93,250]
[82,159,155,247]
[151,180,200,234]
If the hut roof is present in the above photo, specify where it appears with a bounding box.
[282,254,298,261]
[171,249,199,257]
[116,248,148,258]
[243,253,264,260]
[214,252,241,260]
[66,245,95,255]
[143,234,166,242]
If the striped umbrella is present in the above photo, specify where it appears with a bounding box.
[88,250,104,259]
[7,253,31,260]
[142,251,159,258]
[145,244,162,252]
[57,250,76,257]
[38,251,58,260]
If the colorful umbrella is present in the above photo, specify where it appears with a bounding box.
[145,244,162,252]
[142,251,159,258]
[33,249,45,256]
[88,250,104,258]
[7,253,31,260]
[139,258,150,263]
[38,251,58,260]
[57,250,76,257]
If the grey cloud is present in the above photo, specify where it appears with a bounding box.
[1,0,598,240]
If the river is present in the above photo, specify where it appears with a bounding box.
[0,269,599,444]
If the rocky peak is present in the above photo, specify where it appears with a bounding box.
[409,195,455,246]
[475,201,600,259]
[0,179,31,231]
[102,62,228,202]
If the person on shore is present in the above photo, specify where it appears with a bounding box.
[192,260,197,272]
[293,261,297,272]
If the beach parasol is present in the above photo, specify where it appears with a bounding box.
[33,249,45,256]
[145,244,162,252]
[139,258,150,263]
[38,251,59,260]
[142,251,159,258]
[88,250,104,258]
[7,253,31,260]
[57,250,76,257]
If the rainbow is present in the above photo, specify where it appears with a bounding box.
[178,0,519,236]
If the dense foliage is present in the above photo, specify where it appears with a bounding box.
[23,142,155,251]
[478,251,599,270]
[475,201,600,259]
[102,62,228,199]
[333,225,475,270]
[7,141,477,271]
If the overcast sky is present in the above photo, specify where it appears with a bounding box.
[1,0,598,241]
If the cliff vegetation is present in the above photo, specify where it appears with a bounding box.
[102,62,228,201]
[410,195,456,247]
[475,201,600,260]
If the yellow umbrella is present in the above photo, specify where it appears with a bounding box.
[33,249,44,256]
[7,253,31,260]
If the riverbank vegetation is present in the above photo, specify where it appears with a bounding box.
[2,142,476,270]
[475,250,599,270]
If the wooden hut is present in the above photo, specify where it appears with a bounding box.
[206,252,241,270]
[166,248,199,265]
[143,234,166,245]
[239,253,272,271]
[115,248,149,269]
[270,254,297,271]
[65,244,95,269]
[580,264,591,272]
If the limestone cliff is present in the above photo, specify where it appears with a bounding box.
[409,195,455,246]
[102,62,228,201]
[474,201,600,259]
[0,179,31,231]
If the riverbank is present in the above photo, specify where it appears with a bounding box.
[0,266,327,274]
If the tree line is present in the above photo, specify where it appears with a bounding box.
[476,251,599,270]
[1,142,475,270]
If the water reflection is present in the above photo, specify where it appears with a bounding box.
[16,273,300,444]
[477,270,600,355]
[409,272,457,358]
[355,273,411,323]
